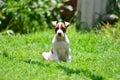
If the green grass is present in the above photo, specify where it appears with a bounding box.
[0,25,120,80]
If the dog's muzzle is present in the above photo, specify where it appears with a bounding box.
[57,29,64,38]
[58,33,62,37]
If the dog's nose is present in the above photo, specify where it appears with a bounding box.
[58,33,61,36]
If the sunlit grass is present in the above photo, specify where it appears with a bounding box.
[0,24,120,80]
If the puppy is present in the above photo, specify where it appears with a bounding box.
[42,21,71,62]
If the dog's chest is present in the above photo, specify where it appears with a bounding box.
[52,34,69,51]
[54,41,68,49]
[53,41,69,60]
[55,41,68,51]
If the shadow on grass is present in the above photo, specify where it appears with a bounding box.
[0,51,50,67]
[22,58,50,67]
[57,65,103,80]
[0,51,15,60]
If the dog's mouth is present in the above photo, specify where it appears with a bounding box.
[57,33,64,40]
[57,35,62,39]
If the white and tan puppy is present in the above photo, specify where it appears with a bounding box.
[42,21,71,62]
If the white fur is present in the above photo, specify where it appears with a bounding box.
[64,22,70,26]
[52,21,70,27]
[52,34,71,62]
[52,21,57,26]
[42,52,53,60]
[42,21,71,62]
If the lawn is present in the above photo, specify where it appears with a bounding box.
[0,24,120,80]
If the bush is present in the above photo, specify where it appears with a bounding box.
[0,0,68,33]
[107,0,120,16]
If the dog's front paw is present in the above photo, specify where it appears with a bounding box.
[67,56,71,62]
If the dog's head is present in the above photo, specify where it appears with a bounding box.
[52,21,70,39]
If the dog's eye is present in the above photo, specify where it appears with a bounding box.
[61,27,66,32]
[55,27,59,30]
[57,27,59,29]
[61,27,65,30]
[55,27,59,33]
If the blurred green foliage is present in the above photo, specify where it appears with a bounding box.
[107,0,120,16]
[0,0,68,33]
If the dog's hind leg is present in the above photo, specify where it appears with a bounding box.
[42,52,53,60]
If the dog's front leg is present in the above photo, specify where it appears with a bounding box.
[53,50,59,61]
[67,48,71,62]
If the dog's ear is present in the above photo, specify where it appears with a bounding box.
[64,21,70,27]
[52,21,58,26]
